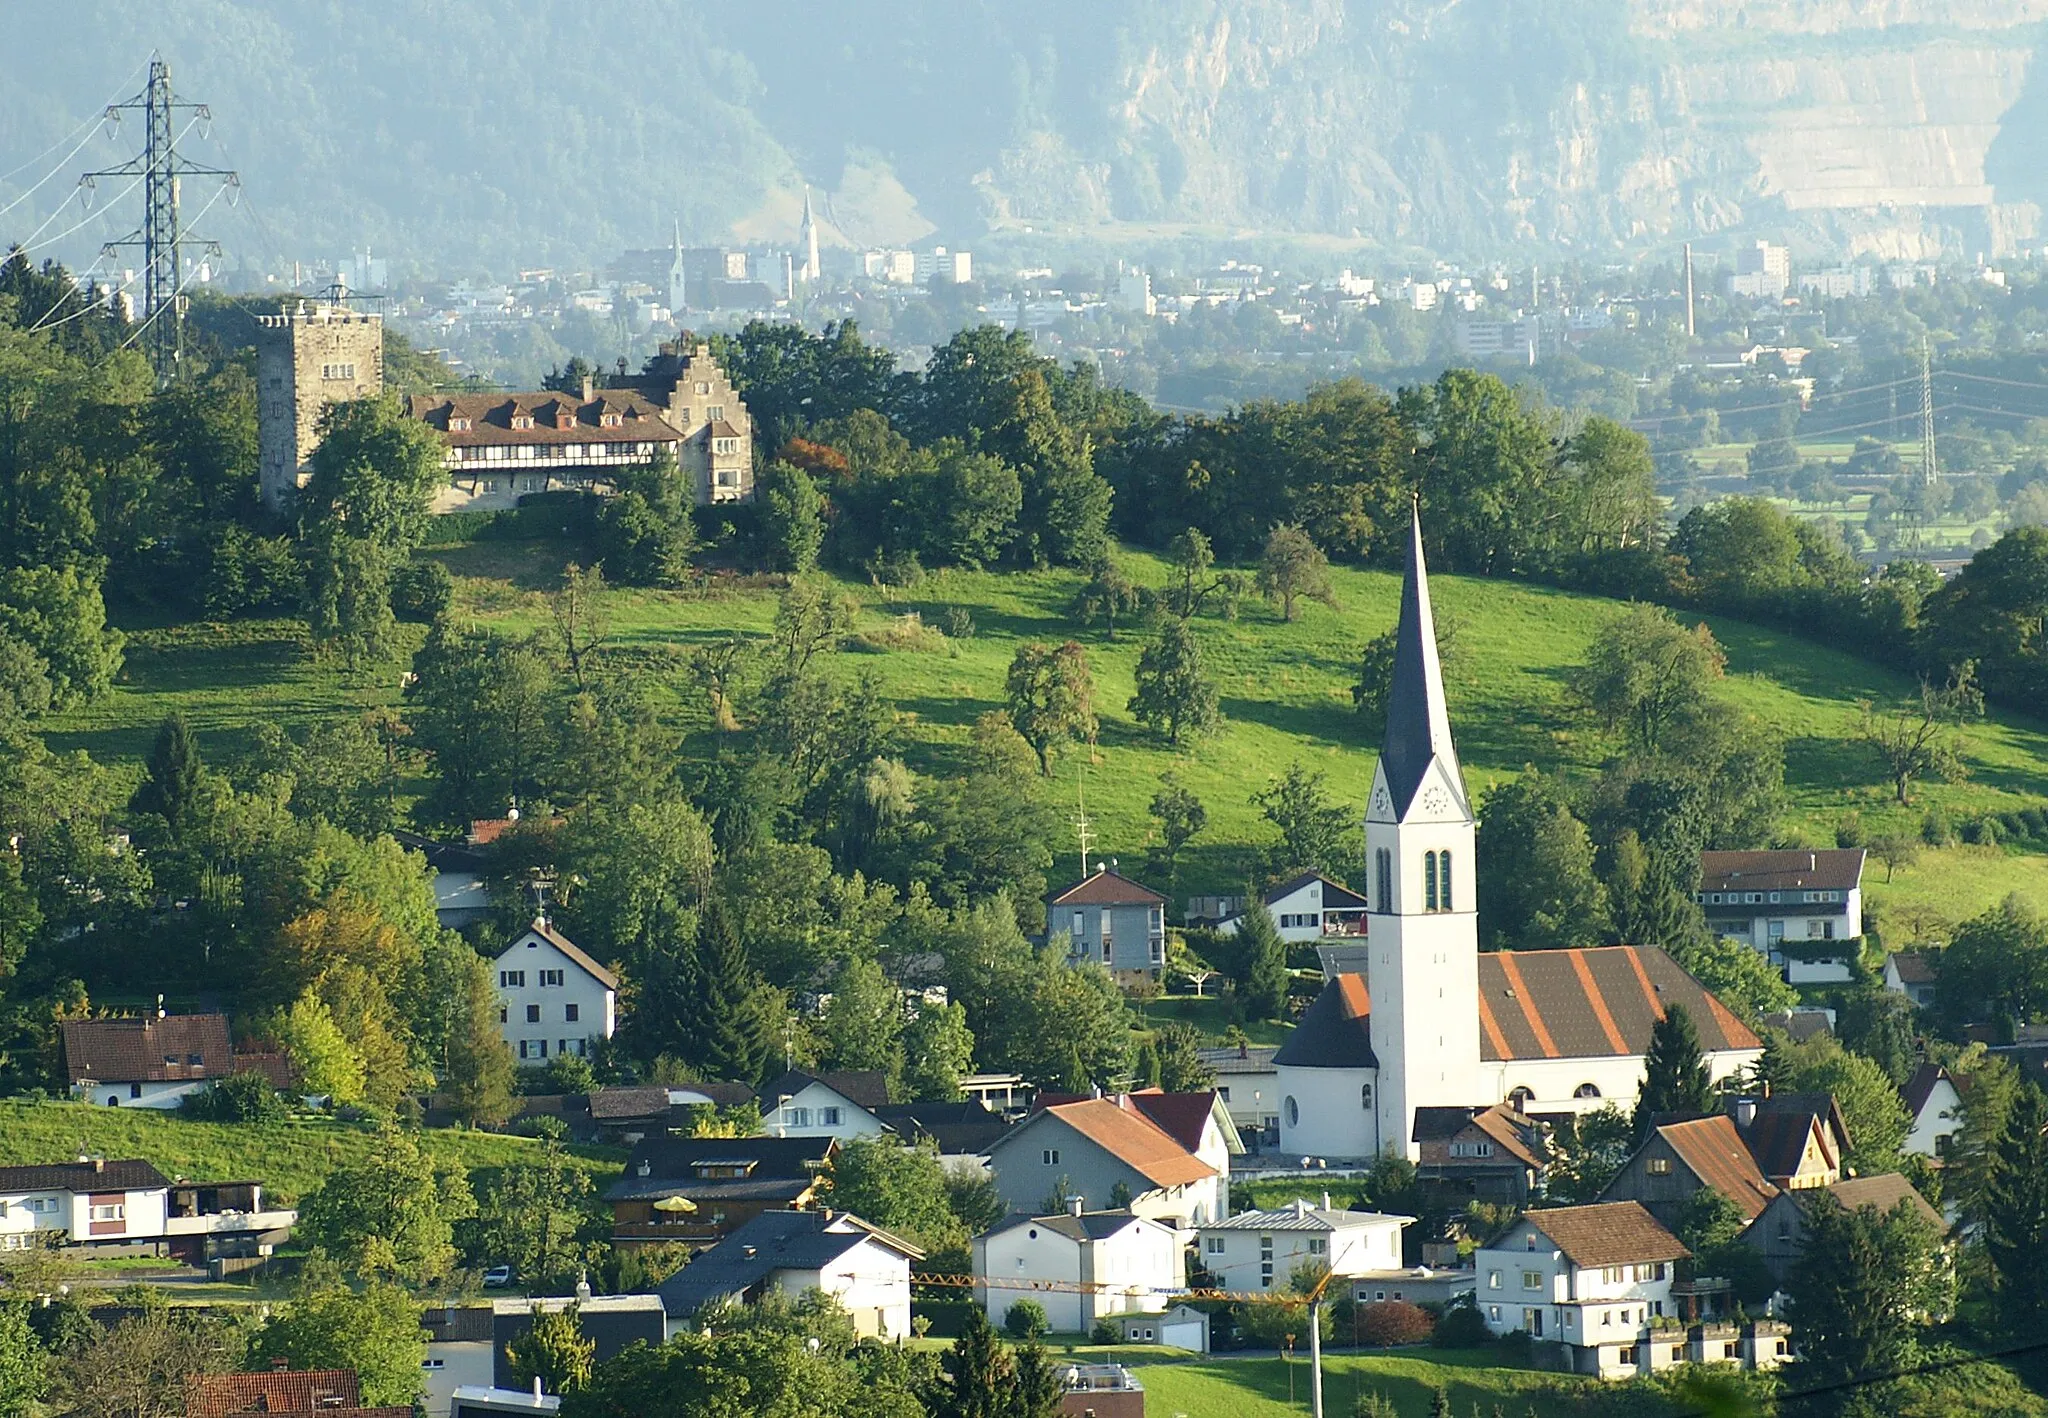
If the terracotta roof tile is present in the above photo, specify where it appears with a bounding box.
[1019,1099,1215,1190]
[514,919,619,991]
[1477,947,1759,1062]
[1515,1202,1690,1269]
[1654,1115,1780,1220]
[1050,869,1167,907]
[186,1371,360,1418]
[1821,1173,1942,1230]
[405,392,682,449]
[1888,952,1937,986]
[62,1015,233,1084]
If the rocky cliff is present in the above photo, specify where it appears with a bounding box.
[4,1,2043,269]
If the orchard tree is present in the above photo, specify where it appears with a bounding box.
[1255,522,1337,621]
[1147,772,1207,901]
[1250,763,1353,880]
[1858,662,1983,803]
[1004,641,1096,776]
[1128,619,1219,746]
[1070,558,1141,640]
[1570,606,1726,755]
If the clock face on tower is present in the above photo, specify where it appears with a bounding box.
[1421,785,1453,817]
[1371,784,1390,817]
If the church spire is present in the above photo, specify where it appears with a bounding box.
[799,186,821,285]
[1377,505,1465,819]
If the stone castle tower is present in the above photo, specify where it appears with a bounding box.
[256,302,384,511]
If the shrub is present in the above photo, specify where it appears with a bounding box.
[390,560,455,623]
[1089,1319,1120,1346]
[1920,807,1953,847]
[1003,1299,1049,1341]
[1431,1303,1492,1349]
[867,549,925,587]
[1999,811,2029,840]
[202,525,303,618]
[180,1070,288,1123]
[1963,817,2001,846]
[942,605,977,639]
[2022,807,2048,836]
[1357,1300,1434,1347]
[1834,812,1866,849]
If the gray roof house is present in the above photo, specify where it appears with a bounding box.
[656,1208,922,1340]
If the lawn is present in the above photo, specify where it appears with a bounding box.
[1128,1349,1651,1417]
[0,1099,624,1204]
[40,539,2048,935]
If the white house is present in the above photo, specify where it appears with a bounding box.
[493,919,617,1064]
[1214,872,1369,944]
[1197,1199,1410,1293]
[60,1013,287,1110]
[420,1307,494,1417]
[1698,849,1866,984]
[0,1160,294,1262]
[974,1207,1181,1333]
[1198,1045,1281,1151]
[758,1070,890,1143]
[1474,1202,1687,1378]
[1903,1062,1963,1159]
[656,1209,922,1340]
[1884,952,1939,1009]
[985,1098,1223,1229]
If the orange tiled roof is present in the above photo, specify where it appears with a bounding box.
[1518,1202,1690,1269]
[1656,1115,1780,1220]
[1051,869,1167,907]
[1037,1099,1215,1190]
[1476,947,1760,1062]
[186,1371,359,1418]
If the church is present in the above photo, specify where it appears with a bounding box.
[1274,513,1763,1162]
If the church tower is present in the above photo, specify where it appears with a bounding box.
[1365,509,1482,1158]
[667,219,687,316]
[798,187,821,286]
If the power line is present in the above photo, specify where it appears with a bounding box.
[0,115,113,221]
[0,59,146,190]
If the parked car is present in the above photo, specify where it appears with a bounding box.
[483,1265,513,1287]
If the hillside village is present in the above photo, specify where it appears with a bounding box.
[4,224,2048,1415]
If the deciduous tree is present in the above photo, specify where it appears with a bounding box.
[1256,522,1337,621]
[1858,662,1983,803]
[1004,641,1096,776]
[1128,618,1219,746]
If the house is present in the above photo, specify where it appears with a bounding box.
[1742,1173,1944,1294]
[1214,872,1369,943]
[1271,513,1760,1163]
[871,1102,1012,1173]
[974,1206,1181,1333]
[1411,1105,1548,1204]
[449,1391,557,1418]
[1697,849,1865,983]
[985,1098,1222,1228]
[1054,1364,1145,1418]
[960,1073,1033,1115]
[419,1307,494,1418]
[62,1014,285,1110]
[1884,952,1939,1009]
[1761,1007,1834,1044]
[1903,1063,1963,1159]
[1348,1266,1477,1310]
[1597,1115,1780,1229]
[492,919,617,1065]
[1048,868,1167,986]
[1120,1303,1209,1352]
[656,1209,921,1340]
[1197,1199,1409,1292]
[0,1160,295,1262]
[1197,1044,1281,1151]
[604,1135,837,1248]
[1474,1203,1689,1378]
[187,1368,412,1418]
[759,1070,890,1142]
[490,1296,665,1387]
[1025,1089,1241,1202]
[392,831,492,930]
[1728,1094,1842,1191]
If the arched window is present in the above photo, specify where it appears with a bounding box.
[1284,1097,1300,1128]
[1361,1084,1374,1111]
[1508,1086,1535,1112]
[1574,1083,1602,1099]
[1424,851,1439,912]
[1440,852,1454,911]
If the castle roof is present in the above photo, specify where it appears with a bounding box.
[1376,509,1464,820]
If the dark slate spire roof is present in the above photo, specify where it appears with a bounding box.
[1377,509,1465,820]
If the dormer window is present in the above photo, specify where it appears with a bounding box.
[449,416,472,432]
[511,414,534,431]
[601,413,622,428]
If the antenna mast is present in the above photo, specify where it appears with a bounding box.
[1072,767,1096,877]
[84,54,237,386]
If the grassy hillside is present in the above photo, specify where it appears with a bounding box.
[1129,1350,1648,1417]
[43,540,2048,935]
[0,1099,623,1205]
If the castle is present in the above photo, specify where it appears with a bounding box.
[1273,513,1763,1162]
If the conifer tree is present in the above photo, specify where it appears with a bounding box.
[1009,1341,1063,1418]
[1633,1003,1714,1139]
[1234,900,1289,1023]
[1983,1081,2048,1331]
[688,899,774,1085]
[1136,1037,1163,1090]
[941,1306,1013,1418]
[130,712,204,836]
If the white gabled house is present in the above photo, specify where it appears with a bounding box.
[1697,849,1865,983]
[974,1206,1181,1333]
[1903,1062,1963,1159]
[758,1070,891,1143]
[986,1097,1224,1229]
[655,1208,921,1340]
[1197,1199,1410,1292]
[61,1013,289,1110]
[1215,872,1369,944]
[493,918,617,1064]
[1475,1202,1689,1378]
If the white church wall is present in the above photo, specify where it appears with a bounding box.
[1276,1066,1382,1159]
[1480,1046,1764,1119]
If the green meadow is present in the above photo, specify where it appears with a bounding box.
[43,539,2048,935]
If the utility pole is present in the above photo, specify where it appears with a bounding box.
[1682,242,1696,338]
[1919,339,1939,486]
[1308,1297,1325,1418]
[84,54,236,386]
[1072,766,1096,877]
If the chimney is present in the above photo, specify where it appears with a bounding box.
[636,1160,651,1177]
[1735,1097,1758,1127]
[1068,1197,1085,1218]
[1322,1191,1332,1212]
[271,1357,290,1372]
[574,1271,592,1302]
[1238,1041,1249,1060]
[581,375,595,403]
[92,1158,104,1173]
[1809,852,1817,872]
[532,1377,543,1402]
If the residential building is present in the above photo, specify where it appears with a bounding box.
[1729,1093,1842,1190]
[62,1013,287,1110]
[419,1307,494,1417]
[1411,1104,1548,1204]
[1727,241,1791,300]
[960,1073,1033,1115]
[1452,316,1543,361]
[1597,1115,1780,1230]
[1049,868,1167,985]
[0,1160,296,1262]
[255,302,385,511]
[985,1098,1222,1228]
[1054,1364,1144,1418]
[1798,266,1875,299]
[392,831,491,929]
[449,1391,556,1418]
[1903,1063,1963,1159]
[1197,1200,1409,1292]
[490,1296,665,1387]
[603,1136,837,1248]
[1214,872,1368,944]
[1697,849,1865,982]
[1474,1203,1688,1377]
[1197,1044,1281,1150]
[758,1070,891,1142]
[1274,513,1763,1163]
[1119,1303,1209,1351]
[657,1209,921,1340]
[1884,952,1938,1008]
[871,1101,1012,1173]
[1743,1174,1943,1294]
[492,919,617,1065]
[1349,1266,1477,1310]
[186,1369,410,1418]
[974,1207,1181,1333]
